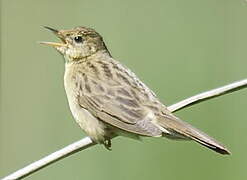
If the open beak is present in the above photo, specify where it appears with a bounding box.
[43,26,59,33]
[39,41,67,47]
[39,26,67,47]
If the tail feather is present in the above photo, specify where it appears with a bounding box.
[157,114,230,155]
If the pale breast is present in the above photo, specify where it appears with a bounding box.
[64,63,107,142]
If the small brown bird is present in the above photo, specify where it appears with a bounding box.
[41,26,230,155]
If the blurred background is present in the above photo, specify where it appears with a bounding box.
[1,0,247,179]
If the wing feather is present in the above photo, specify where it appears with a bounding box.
[77,73,162,137]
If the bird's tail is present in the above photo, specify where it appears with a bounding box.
[157,114,230,155]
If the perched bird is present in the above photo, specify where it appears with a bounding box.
[41,26,230,155]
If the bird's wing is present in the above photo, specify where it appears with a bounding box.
[77,74,162,137]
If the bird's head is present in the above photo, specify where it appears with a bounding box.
[41,26,109,62]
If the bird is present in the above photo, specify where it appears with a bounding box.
[40,26,230,155]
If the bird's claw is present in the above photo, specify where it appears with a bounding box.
[103,139,112,150]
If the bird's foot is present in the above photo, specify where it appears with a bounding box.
[103,139,112,151]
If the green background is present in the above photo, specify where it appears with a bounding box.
[1,0,247,179]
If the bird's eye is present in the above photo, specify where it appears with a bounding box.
[74,36,83,43]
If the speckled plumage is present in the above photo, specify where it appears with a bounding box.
[41,26,230,154]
